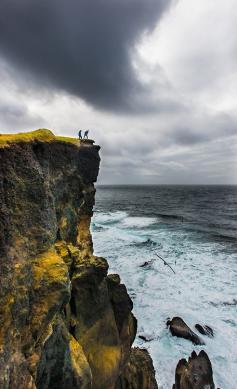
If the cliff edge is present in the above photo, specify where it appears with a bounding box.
[0,129,157,389]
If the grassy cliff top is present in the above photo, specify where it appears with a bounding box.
[0,129,80,148]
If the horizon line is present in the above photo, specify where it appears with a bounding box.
[96,183,237,186]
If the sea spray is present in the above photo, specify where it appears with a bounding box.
[92,185,237,389]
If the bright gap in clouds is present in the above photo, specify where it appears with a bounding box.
[137,0,237,112]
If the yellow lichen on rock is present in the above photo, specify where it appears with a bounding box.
[54,241,73,269]
[69,336,92,388]
[30,248,71,341]
[32,248,69,288]
[0,132,157,389]
[77,215,94,257]
[77,310,122,389]
[88,345,122,389]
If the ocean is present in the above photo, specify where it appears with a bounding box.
[91,185,237,389]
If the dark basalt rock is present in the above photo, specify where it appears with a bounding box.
[167,317,205,345]
[138,333,155,342]
[116,348,158,389]
[140,259,154,268]
[172,350,215,389]
[107,273,137,342]
[195,324,214,338]
[0,130,158,389]
[140,261,151,268]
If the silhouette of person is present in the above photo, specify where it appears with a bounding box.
[78,130,82,140]
[84,130,89,139]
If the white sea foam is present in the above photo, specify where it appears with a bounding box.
[92,210,127,225]
[121,216,157,228]
[92,211,237,389]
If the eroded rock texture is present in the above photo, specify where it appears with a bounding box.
[172,350,215,389]
[116,348,158,389]
[0,130,157,389]
[167,317,205,346]
[195,324,214,338]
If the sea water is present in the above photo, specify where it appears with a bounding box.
[91,185,237,389]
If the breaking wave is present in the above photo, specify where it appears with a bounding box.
[92,185,237,389]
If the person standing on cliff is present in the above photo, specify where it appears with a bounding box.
[84,130,89,139]
[78,130,82,140]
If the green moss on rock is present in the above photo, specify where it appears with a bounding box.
[0,129,54,147]
[0,129,80,148]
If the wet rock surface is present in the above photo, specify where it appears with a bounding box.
[138,334,154,342]
[172,350,215,389]
[195,324,214,338]
[167,317,205,345]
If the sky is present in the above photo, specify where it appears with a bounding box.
[0,0,236,184]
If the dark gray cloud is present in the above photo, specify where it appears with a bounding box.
[0,0,236,185]
[0,100,44,130]
[0,0,173,111]
[170,113,237,146]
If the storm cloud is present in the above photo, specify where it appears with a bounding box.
[0,0,236,184]
[0,0,173,111]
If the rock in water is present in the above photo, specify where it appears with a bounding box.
[140,260,153,268]
[172,350,215,389]
[0,130,158,389]
[167,317,205,345]
[138,333,155,342]
[195,324,214,337]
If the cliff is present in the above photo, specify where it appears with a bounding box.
[0,129,157,389]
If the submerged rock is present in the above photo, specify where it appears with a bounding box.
[134,238,157,248]
[172,350,215,389]
[140,260,152,268]
[140,258,155,268]
[167,317,205,345]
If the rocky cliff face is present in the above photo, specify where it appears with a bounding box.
[0,130,157,389]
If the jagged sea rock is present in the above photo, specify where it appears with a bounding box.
[167,317,205,346]
[172,350,215,389]
[0,130,157,389]
[116,348,158,389]
[195,324,214,338]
